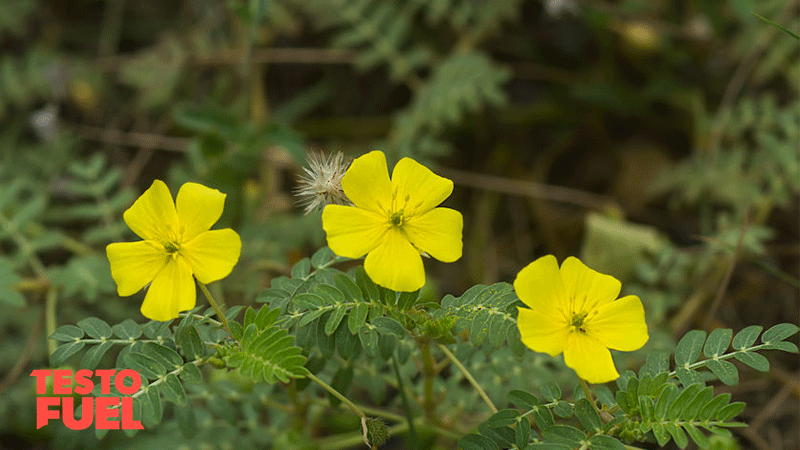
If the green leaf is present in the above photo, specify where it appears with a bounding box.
[179,362,203,385]
[526,444,571,450]
[124,352,167,380]
[112,319,142,340]
[515,418,531,449]
[651,422,670,446]
[717,402,746,421]
[325,306,347,336]
[540,382,561,402]
[371,316,406,337]
[459,433,499,450]
[79,341,113,370]
[542,425,585,446]
[485,409,520,427]
[639,350,670,378]
[76,318,113,339]
[668,384,702,420]
[533,406,554,429]
[311,247,335,268]
[761,323,799,343]
[507,389,539,410]
[675,367,704,387]
[703,328,732,358]
[574,398,601,432]
[315,284,345,304]
[675,330,706,368]
[355,267,379,301]
[334,273,363,302]
[698,392,731,421]
[50,341,86,366]
[291,258,311,279]
[761,341,798,352]
[255,306,280,329]
[731,325,762,349]
[396,290,419,310]
[654,383,678,419]
[141,383,162,424]
[706,359,739,385]
[587,435,626,450]
[177,326,204,361]
[141,342,183,370]
[159,373,186,405]
[684,424,709,448]
[733,351,769,371]
[348,303,369,334]
[553,400,573,418]
[681,385,713,420]
[666,422,688,449]
[50,325,84,342]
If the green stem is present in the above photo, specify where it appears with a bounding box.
[392,355,419,450]
[197,281,233,337]
[438,343,498,413]
[419,340,437,421]
[306,372,369,447]
[580,379,603,416]
[45,287,58,356]
[306,373,365,418]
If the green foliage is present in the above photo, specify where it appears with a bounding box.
[464,324,797,450]
[434,282,523,351]
[219,306,308,384]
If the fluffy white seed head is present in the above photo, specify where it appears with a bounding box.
[294,151,351,214]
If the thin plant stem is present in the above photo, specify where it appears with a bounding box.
[306,372,370,447]
[580,379,603,416]
[392,355,419,450]
[45,287,58,356]
[197,281,233,337]
[437,343,498,413]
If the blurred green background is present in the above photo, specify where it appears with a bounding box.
[0,0,797,449]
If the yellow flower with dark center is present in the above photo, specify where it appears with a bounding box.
[514,255,648,383]
[322,151,463,292]
[106,180,241,321]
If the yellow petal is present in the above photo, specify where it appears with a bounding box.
[364,228,424,291]
[322,204,388,258]
[404,207,463,262]
[181,229,242,284]
[123,180,180,241]
[106,241,167,296]
[176,182,226,241]
[140,257,196,321]
[559,257,621,314]
[341,150,392,214]
[587,295,648,351]
[513,255,570,320]
[391,157,453,216]
[517,307,569,357]
[563,333,619,383]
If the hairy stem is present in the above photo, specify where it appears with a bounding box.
[438,343,497,413]
[392,355,419,450]
[197,281,233,337]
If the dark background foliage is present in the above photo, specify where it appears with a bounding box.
[0,0,797,449]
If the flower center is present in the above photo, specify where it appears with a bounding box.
[390,211,405,227]
[570,311,588,333]
[164,241,181,255]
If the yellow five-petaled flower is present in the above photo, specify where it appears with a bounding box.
[514,255,648,384]
[322,151,463,292]
[107,180,241,322]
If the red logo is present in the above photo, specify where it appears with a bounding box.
[30,369,144,430]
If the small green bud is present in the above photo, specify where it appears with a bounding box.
[208,357,226,369]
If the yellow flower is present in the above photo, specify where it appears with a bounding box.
[106,180,241,321]
[514,255,648,383]
[322,151,462,292]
